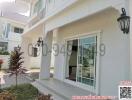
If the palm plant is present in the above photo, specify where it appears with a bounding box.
[8,46,27,87]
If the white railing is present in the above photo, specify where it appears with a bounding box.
[25,0,76,30]
[28,8,46,28]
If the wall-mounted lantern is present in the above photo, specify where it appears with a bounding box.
[14,45,21,51]
[30,37,43,57]
[32,47,38,57]
[117,8,130,34]
[29,37,44,57]
[37,37,43,47]
[28,43,39,57]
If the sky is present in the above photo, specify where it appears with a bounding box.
[0,0,15,4]
[0,0,30,16]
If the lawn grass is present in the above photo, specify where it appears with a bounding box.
[3,84,38,100]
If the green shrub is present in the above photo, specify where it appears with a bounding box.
[0,50,10,55]
[3,84,38,100]
[2,51,10,55]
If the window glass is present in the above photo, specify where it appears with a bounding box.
[14,27,24,34]
[0,42,8,51]
[33,0,43,14]
[65,36,97,87]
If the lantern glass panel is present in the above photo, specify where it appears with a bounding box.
[32,47,38,57]
[119,18,124,31]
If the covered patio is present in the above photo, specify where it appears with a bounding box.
[32,78,95,100]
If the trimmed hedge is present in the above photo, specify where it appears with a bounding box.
[0,51,10,55]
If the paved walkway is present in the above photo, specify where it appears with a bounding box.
[0,70,39,88]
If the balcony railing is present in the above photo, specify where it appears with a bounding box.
[28,8,46,28]
[25,0,77,31]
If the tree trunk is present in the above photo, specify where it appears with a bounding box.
[16,73,17,88]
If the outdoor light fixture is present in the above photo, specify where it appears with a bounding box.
[14,45,21,51]
[32,47,38,57]
[37,37,43,47]
[117,8,130,34]
[31,37,43,57]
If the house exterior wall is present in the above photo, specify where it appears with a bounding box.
[129,0,132,80]
[21,37,32,69]
[29,35,42,69]
[0,18,25,52]
[22,29,43,69]
[22,0,131,97]
[53,8,130,96]
[8,32,22,52]
[44,0,125,32]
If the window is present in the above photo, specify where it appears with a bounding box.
[48,0,53,3]
[5,23,10,38]
[0,42,8,51]
[14,27,24,34]
[33,0,43,14]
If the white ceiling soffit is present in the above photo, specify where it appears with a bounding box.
[16,0,31,3]
[0,0,29,23]
[15,0,37,4]
[0,2,29,13]
[2,11,29,23]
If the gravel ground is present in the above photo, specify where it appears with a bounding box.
[0,74,33,88]
[0,69,53,89]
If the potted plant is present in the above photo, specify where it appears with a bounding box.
[0,59,3,71]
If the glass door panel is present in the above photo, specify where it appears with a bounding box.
[77,36,97,87]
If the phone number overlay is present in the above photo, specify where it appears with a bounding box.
[72,96,117,100]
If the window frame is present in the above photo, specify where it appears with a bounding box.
[63,31,101,95]
[14,27,24,34]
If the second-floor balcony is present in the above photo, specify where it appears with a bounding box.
[25,0,78,30]
[27,8,46,28]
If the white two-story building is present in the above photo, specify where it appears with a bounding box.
[0,17,25,52]
[0,0,29,52]
[0,0,28,69]
[22,0,132,99]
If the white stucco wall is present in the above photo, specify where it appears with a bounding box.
[8,32,22,52]
[129,0,132,80]
[8,32,21,52]
[53,8,129,96]
[23,0,130,96]
[30,34,42,69]
[0,17,25,53]
[22,30,43,69]
[45,0,125,33]
[21,37,32,69]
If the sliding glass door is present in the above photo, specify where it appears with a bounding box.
[66,35,97,88]
[77,36,97,87]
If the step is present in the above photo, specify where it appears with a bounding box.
[32,81,67,100]
[34,78,95,100]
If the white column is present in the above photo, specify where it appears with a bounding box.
[52,29,61,79]
[39,32,53,79]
